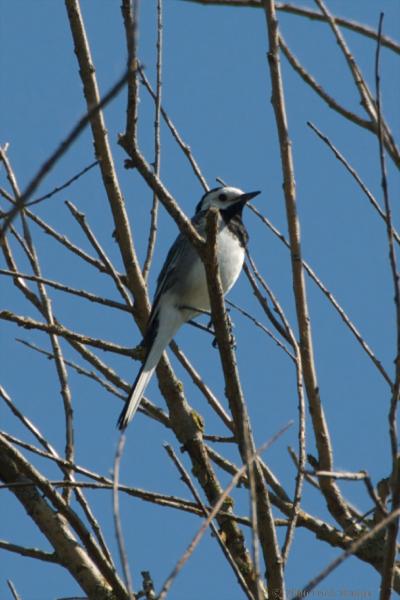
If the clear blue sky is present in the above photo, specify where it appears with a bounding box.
[1,1,399,598]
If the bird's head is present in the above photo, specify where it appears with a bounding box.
[195,186,260,214]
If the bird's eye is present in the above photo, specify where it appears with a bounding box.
[218,193,227,202]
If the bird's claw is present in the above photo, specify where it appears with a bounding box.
[211,315,236,349]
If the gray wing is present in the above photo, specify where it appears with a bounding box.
[150,211,206,319]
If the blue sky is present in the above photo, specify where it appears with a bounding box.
[1,1,400,599]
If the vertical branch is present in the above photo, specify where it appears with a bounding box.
[281,345,306,565]
[246,253,305,564]
[262,0,355,531]
[113,433,134,597]
[375,14,400,600]
[143,0,163,280]
[164,444,256,600]
[121,0,139,147]
[0,149,75,498]
[64,0,149,325]
[204,208,284,598]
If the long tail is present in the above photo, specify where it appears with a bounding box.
[117,305,182,430]
[117,363,156,429]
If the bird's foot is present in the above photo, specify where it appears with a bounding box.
[211,314,236,349]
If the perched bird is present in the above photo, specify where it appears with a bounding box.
[117,186,260,429]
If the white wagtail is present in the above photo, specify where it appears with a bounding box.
[117,186,260,429]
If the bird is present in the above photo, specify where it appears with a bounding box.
[117,185,260,429]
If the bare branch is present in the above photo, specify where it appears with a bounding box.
[292,507,400,600]
[165,444,256,600]
[374,14,400,599]
[158,426,292,600]
[226,299,296,361]
[26,160,98,207]
[204,207,284,595]
[248,205,393,386]
[6,580,22,600]
[0,310,137,357]
[178,1,400,55]
[170,341,234,429]
[1,542,57,563]
[0,68,129,239]
[113,434,133,597]
[65,200,133,309]
[314,0,399,166]
[307,121,400,245]
[139,66,209,192]
[263,0,355,534]
[142,0,163,279]
[0,268,129,312]
[0,434,126,599]
[65,0,149,324]
[121,0,139,147]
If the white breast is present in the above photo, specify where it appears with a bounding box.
[171,224,245,317]
[216,226,245,293]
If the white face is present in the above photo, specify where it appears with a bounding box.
[196,186,247,213]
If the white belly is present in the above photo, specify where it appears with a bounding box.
[177,227,244,315]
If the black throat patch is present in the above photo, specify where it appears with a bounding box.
[220,203,249,248]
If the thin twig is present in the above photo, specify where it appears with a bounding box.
[6,580,22,600]
[25,160,98,207]
[158,424,292,600]
[0,444,259,530]
[121,0,139,147]
[307,121,400,245]
[314,0,399,166]
[248,204,393,388]
[1,543,57,563]
[0,148,76,500]
[291,506,400,600]
[245,254,293,344]
[65,0,149,326]
[142,0,163,280]
[113,433,134,596]
[375,14,400,600]
[244,261,306,564]
[17,339,122,399]
[0,433,126,598]
[65,200,133,309]
[226,299,296,361]
[0,268,130,312]
[288,447,319,491]
[0,186,110,275]
[263,0,355,539]
[179,0,400,56]
[245,249,308,549]
[281,344,306,565]
[170,341,234,429]
[279,35,371,128]
[164,444,256,600]
[17,337,170,428]
[0,69,129,239]
[138,66,209,192]
[0,310,137,357]
[0,384,114,565]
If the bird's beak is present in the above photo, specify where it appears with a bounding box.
[238,190,261,204]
